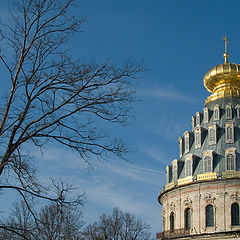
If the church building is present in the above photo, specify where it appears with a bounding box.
[157,38,240,239]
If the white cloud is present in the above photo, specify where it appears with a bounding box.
[140,145,172,166]
[101,161,164,183]
[32,144,164,184]
[28,145,164,236]
[138,88,192,100]
[80,175,162,234]
[153,117,185,140]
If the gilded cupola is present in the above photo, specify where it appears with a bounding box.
[204,37,240,105]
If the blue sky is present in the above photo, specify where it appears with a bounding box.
[1,0,240,237]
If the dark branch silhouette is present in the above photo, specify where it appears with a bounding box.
[0,0,143,238]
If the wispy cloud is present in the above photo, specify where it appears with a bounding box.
[153,117,185,140]
[101,161,164,183]
[138,87,194,101]
[32,144,164,184]
[80,175,162,234]
[141,146,171,166]
[16,144,164,236]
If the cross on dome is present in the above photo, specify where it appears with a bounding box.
[223,35,229,63]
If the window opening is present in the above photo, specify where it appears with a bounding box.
[179,138,183,158]
[196,112,200,126]
[185,159,192,176]
[226,106,232,119]
[170,212,174,232]
[214,107,219,120]
[172,164,178,181]
[195,131,200,146]
[206,204,214,227]
[185,134,189,153]
[192,117,195,130]
[209,128,215,143]
[204,108,208,123]
[203,155,212,173]
[226,124,234,143]
[237,106,240,119]
[226,153,234,170]
[185,208,191,230]
[231,203,240,226]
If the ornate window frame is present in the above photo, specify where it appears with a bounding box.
[225,122,234,143]
[213,104,220,121]
[179,137,183,158]
[202,150,214,173]
[170,211,175,232]
[184,131,190,154]
[194,127,201,149]
[192,116,195,131]
[226,104,232,120]
[208,123,217,145]
[196,112,201,126]
[206,204,214,227]
[172,159,178,181]
[203,107,209,124]
[236,104,240,119]
[225,148,236,171]
[185,154,193,177]
[231,203,240,226]
[166,165,172,184]
[184,208,191,230]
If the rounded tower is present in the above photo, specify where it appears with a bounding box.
[157,38,240,240]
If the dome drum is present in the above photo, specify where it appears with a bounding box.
[157,40,240,240]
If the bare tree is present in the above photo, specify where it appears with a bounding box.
[81,207,152,240]
[0,201,34,239]
[0,0,143,209]
[0,0,143,238]
[0,200,83,240]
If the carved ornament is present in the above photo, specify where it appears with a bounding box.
[230,192,240,202]
[204,193,216,204]
[184,197,192,207]
[169,202,175,211]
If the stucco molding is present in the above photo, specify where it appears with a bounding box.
[204,193,216,204]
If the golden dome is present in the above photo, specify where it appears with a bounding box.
[204,63,240,105]
[204,37,240,105]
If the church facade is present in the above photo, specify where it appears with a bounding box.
[157,41,240,239]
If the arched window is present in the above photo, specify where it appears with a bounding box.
[208,124,217,145]
[226,106,232,119]
[195,131,200,146]
[166,166,171,184]
[231,203,240,226]
[236,105,240,119]
[206,204,214,227]
[184,132,190,153]
[185,159,192,176]
[192,116,195,130]
[203,155,212,173]
[225,123,234,143]
[227,126,233,139]
[196,112,201,126]
[170,212,174,232]
[209,128,214,142]
[172,160,178,181]
[195,128,201,149]
[214,105,220,121]
[185,208,191,230]
[225,148,236,171]
[179,137,183,158]
[226,153,234,170]
[203,108,209,123]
